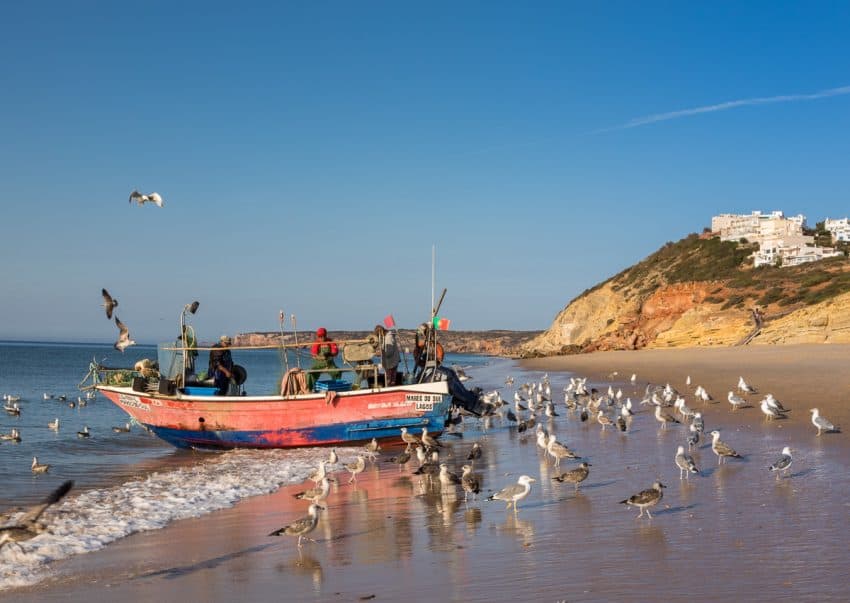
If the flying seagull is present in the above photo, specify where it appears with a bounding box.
[114,316,136,352]
[129,190,165,207]
[0,480,74,551]
[101,288,118,319]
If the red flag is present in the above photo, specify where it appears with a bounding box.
[383,314,396,328]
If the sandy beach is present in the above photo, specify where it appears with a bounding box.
[4,345,849,602]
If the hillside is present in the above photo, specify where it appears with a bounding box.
[523,232,850,356]
[234,329,541,358]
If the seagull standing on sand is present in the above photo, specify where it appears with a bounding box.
[114,316,136,352]
[547,434,579,467]
[328,448,338,464]
[675,445,699,479]
[438,463,461,491]
[553,462,591,491]
[487,475,535,512]
[268,503,324,548]
[620,482,666,519]
[809,408,840,435]
[738,376,757,394]
[101,288,118,319]
[400,426,420,447]
[460,465,480,502]
[727,391,749,411]
[421,427,441,449]
[467,442,482,461]
[0,480,73,551]
[345,455,366,483]
[654,404,680,429]
[760,398,787,421]
[129,190,165,207]
[307,460,327,484]
[710,430,742,464]
[293,477,332,503]
[769,446,793,479]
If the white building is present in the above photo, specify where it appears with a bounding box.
[713,210,841,268]
[712,210,807,243]
[824,217,850,242]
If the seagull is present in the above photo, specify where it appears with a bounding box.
[654,404,680,429]
[77,425,91,439]
[293,477,332,503]
[547,435,579,467]
[487,475,535,512]
[809,408,840,436]
[268,503,324,548]
[596,410,614,430]
[400,426,420,447]
[616,414,628,432]
[691,412,704,433]
[760,398,787,421]
[0,480,73,551]
[129,190,165,207]
[48,418,60,432]
[620,482,666,519]
[687,424,700,450]
[727,391,749,411]
[764,394,788,413]
[738,376,757,394]
[438,463,461,490]
[112,422,131,433]
[769,446,793,479]
[710,430,742,464]
[1,428,21,443]
[386,446,412,469]
[553,462,591,490]
[101,288,118,319]
[460,465,480,502]
[345,455,366,483]
[421,427,442,449]
[328,448,338,464]
[675,445,699,479]
[467,442,482,461]
[4,402,20,415]
[364,437,381,459]
[630,373,637,384]
[31,456,50,474]
[114,316,136,352]
[307,460,327,484]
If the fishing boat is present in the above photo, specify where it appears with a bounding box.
[91,299,482,450]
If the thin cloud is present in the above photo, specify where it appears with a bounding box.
[600,84,850,132]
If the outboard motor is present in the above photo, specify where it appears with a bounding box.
[425,366,488,417]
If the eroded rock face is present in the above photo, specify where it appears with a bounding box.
[523,285,850,356]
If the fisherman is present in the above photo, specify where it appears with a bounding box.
[374,324,400,386]
[308,327,341,390]
[413,323,444,382]
[209,335,234,395]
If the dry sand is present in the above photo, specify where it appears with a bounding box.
[4,345,849,602]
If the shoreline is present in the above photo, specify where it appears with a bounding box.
[5,345,849,602]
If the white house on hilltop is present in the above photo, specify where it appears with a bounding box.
[824,218,850,242]
[711,210,841,268]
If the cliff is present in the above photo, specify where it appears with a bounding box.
[524,233,850,356]
[234,329,541,358]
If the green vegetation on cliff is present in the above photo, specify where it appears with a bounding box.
[576,233,850,313]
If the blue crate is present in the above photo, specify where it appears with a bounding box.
[183,386,219,396]
[315,380,351,392]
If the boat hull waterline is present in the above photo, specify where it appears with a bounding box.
[97,382,452,449]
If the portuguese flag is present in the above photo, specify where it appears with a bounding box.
[433,316,451,330]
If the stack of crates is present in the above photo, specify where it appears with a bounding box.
[315,379,351,392]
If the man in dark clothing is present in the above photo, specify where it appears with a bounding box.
[209,335,234,395]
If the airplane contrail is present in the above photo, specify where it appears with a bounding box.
[601,84,850,132]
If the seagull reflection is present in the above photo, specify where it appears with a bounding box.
[279,551,323,588]
[464,507,482,534]
[499,513,535,545]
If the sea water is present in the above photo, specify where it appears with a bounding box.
[0,341,499,589]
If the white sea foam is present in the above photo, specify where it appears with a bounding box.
[0,446,358,591]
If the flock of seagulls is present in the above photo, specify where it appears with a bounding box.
[0,389,132,476]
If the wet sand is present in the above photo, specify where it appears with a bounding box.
[5,345,849,602]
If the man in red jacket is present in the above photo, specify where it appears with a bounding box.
[308,327,341,390]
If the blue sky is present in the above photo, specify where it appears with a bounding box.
[2,2,850,343]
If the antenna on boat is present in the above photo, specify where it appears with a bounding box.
[291,313,302,369]
[278,309,290,373]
